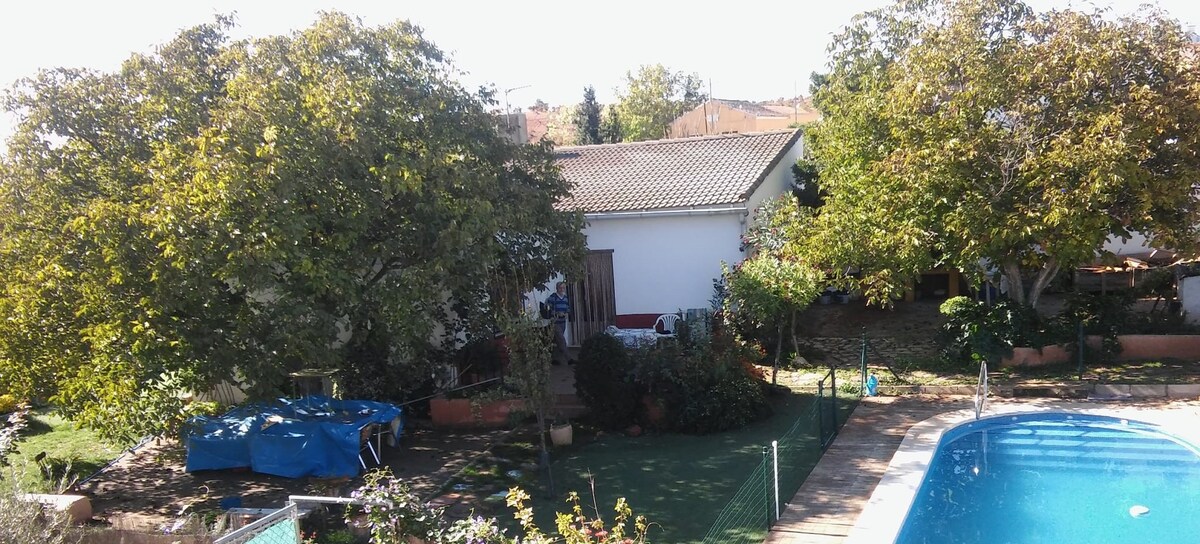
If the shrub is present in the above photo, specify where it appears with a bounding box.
[574,334,639,430]
[578,325,772,435]
[631,340,772,435]
[350,469,442,542]
[0,491,81,544]
[0,395,18,415]
[348,469,650,544]
[938,297,1059,363]
[1054,291,1131,359]
[0,405,30,466]
[661,348,772,434]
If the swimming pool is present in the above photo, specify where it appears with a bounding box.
[895,413,1200,544]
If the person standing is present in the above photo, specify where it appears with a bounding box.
[546,282,572,365]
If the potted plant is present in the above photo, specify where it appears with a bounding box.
[549,417,573,447]
[429,386,526,428]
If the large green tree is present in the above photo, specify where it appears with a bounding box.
[572,85,603,145]
[0,13,585,442]
[600,105,623,144]
[615,64,706,141]
[803,0,1200,308]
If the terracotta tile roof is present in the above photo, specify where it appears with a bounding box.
[555,129,802,213]
[525,110,549,143]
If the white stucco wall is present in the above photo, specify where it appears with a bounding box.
[1180,276,1200,324]
[1103,232,1153,256]
[584,212,746,315]
[574,134,804,316]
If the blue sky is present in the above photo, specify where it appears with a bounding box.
[3,0,1199,140]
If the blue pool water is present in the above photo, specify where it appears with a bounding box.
[896,413,1200,544]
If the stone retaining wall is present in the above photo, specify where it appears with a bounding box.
[810,336,940,365]
[1000,335,1200,367]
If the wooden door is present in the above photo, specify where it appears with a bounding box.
[568,250,616,346]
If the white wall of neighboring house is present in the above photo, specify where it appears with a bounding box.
[1180,276,1200,323]
[584,211,745,315]
[1103,232,1153,256]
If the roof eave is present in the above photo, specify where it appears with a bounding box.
[737,129,804,201]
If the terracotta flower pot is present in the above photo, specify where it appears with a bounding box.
[641,395,666,427]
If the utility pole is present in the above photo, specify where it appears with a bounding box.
[794,81,799,123]
[707,79,714,135]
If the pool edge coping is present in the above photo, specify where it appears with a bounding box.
[842,400,1200,544]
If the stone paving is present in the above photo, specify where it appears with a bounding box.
[765,395,971,544]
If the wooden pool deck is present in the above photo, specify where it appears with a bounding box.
[765,395,971,544]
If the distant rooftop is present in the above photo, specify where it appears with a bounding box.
[712,98,790,118]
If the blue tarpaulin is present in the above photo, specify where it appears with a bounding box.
[183,396,402,478]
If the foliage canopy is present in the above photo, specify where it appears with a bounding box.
[804,0,1200,307]
[723,195,823,381]
[573,86,603,145]
[615,64,706,142]
[0,13,585,442]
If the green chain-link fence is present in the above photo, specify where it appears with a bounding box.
[700,334,875,544]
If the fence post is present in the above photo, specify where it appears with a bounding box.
[817,378,826,446]
[1077,320,1085,380]
[830,365,838,430]
[772,440,780,522]
[763,446,772,528]
[291,501,301,543]
[860,328,868,394]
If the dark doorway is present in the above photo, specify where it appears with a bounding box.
[568,250,616,346]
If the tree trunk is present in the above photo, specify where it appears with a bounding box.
[1002,260,1025,305]
[1001,258,1059,309]
[1026,258,1060,309]
[773,322,784,386]
[790,309,800,366]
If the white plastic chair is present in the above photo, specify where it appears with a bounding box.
[654,314,681,337]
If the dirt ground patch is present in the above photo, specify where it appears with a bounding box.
[78,423,510,532]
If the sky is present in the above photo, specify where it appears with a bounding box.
[3,0,1200,140]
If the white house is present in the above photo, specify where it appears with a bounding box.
[546,129,804,343]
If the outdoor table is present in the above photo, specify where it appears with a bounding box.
[608,327,661,348]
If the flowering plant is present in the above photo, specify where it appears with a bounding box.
[349,470,651,544]
[349,469,441,542]
[508,487,648,544]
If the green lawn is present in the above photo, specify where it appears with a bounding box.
[519,391,858,544]
[2,410,123,494]
[776,356,1200,390]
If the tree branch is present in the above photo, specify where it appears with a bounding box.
[364,256,403,288]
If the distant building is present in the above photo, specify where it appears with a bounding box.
[498,112,529,144]
[669,98,820,138]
